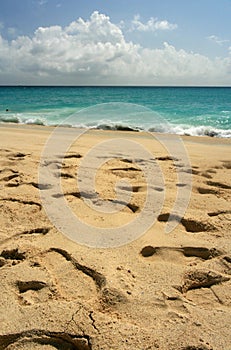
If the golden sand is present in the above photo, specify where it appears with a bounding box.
[0,124,230,349]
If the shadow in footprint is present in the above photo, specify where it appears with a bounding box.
[49,248,106,290]
[197,187,218,195]
[0,198,42,210]
[140,246,222,260]
[17,280,48,293]
[208,210,231,217]
[207,180,231,190]
[1,248,26,261]
[157,213,214,233]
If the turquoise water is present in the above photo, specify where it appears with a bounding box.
[0,86,231,137]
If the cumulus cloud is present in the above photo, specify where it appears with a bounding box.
[131,14,178,32]
[0,11,230,85]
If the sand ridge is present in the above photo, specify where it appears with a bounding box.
[0,124,230,349]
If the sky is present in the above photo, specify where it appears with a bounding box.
[0,0,230,85]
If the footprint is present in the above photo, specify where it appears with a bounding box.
[106,199,140,213]
[192,169,200,175]
[0,198,42,210]
[121,158,133,164]
[154,186,164,191]
[181,168,199,175]
[156,156,179,161]
[111,166,141,172]
[1,227,52,244]
[200,172,212,179]
[1,173,19,182]
[208,210,231,217]
[181,218,215,233]
[29,182,53,190]
[0,249,26,268]
[206,169,217,174]
[0,330,91,350]
[197,187,219,195]
[223,256,231,264]
[17,280,48,293]
[63,153,82,159]
[61,172,75,179]
[222,160,231,169]
[207,180,231,190]
[33,248,105,304]
[9,152,27,160]
[50,248,106,289]
[65,191,98,201]
[126,203,140,213]
[157,213,214,232]
[140,246,222,260]
[180,269,229,293]
[64,191,141,214]
[140,246,156,257]
[0,248,26,261]
[157,213,181,222]
[21,227,51,235]
[0,168,18,174]
[0,169,21,187]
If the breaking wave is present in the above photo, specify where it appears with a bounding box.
[0,111,230,138]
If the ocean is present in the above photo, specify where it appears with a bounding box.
[0,86,230,138]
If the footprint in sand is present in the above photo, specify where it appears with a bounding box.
[206,180,231,190]
[140,246,222,261]
[180,268,229,293]
[0,168,21,187]
[222,160,231,169]
[0,329,91,350]
[197,187,219,195]
[37,248,125,311]
[157,212,215,233]
[0,227,51,245]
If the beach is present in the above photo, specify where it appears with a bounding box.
[0,123,230,350]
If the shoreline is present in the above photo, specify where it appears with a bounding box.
[1,121,231,145]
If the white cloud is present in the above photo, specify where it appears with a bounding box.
[0,11,230,85]
[207,35,229,46]
[38,0,48,6]
[131,14,177,32]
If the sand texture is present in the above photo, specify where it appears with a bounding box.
[0,124,231,350]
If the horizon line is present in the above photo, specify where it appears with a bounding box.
[0,85,231,88]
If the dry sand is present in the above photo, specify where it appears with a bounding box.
[0,124,230,350]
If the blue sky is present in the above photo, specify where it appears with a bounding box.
[0,0,230,85]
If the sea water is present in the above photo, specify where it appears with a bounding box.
[0,86,230,138]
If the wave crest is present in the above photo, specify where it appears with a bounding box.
[1,113,230,138]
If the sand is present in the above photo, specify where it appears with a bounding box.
[0,124,230,350]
